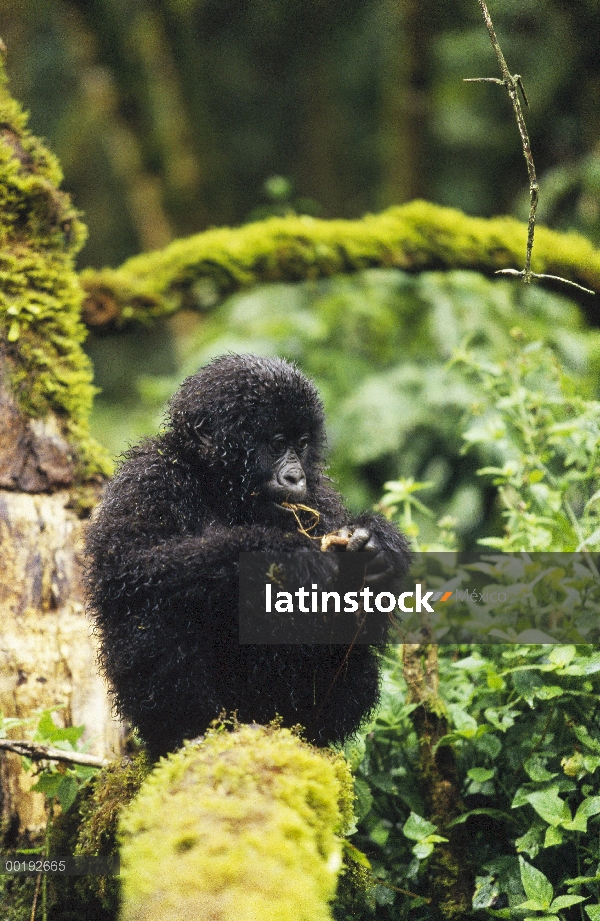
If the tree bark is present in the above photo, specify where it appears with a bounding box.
[0,373,123,839]
[0,46,122,842]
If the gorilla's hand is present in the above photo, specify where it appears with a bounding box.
[324,527,395,588]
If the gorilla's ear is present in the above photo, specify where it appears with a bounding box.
[193,418,212,455]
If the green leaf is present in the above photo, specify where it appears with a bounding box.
[519,857,553,910]
[31,772,63,799]
[585,905,600,921]
[473,875,500,910]
[518,899,547,912]
[526,788,571,827]
[573,725,600,753]
[484,706,519,732]
[544,826,563,847]
[487,670,506,691]
[34,709,85,746]
[528,469,545,484]
[513,785,536,808]
[563,796,600,832]
[369,822,390,847]
[467,767,495,783]
[413,841,434,860]
[533,686,563,701]
[476,733,502,759]
[57,775,78,812]
[516,821,544,859]
[548,645,576,667]
[549,895,587,911]
[564,877,600,886]
[403,812,437,841]
[523,756,557,782]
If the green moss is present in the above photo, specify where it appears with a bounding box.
[0,55,112,481]
[81,200,600,329]
[333,841,377,921]
[76,752,151,860]
[119,723,354,921]
[48,751,150,918]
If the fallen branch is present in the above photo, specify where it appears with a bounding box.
[0,738,108,768]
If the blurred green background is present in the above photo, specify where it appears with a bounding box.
[3,0,600,543]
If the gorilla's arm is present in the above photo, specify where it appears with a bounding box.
[88,521,314,609]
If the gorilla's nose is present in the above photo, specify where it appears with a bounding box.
[282,466,304,486]
[280,466,306,500]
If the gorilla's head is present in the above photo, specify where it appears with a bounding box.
[165,355,327,515]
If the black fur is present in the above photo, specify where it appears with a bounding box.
[85,355,410,758]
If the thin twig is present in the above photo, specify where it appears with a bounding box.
[496,268,595,295]
[468,1,537,280]
[466,0,595,296]
[0,738,108,767]
[30,871,42,921]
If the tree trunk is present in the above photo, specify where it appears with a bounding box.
[378,0,432,206]
[0,47,122,842]
[0,482,123,841]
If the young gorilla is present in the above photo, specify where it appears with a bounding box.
[85,355,410,758]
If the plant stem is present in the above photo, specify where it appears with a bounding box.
[475,0,538,280]
[466,2,595,294]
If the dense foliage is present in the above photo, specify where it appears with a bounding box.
[345,644,600,921]
[342,343,600,921]
[3,5,600,919]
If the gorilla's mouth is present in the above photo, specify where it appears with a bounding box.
[273,494,307,510]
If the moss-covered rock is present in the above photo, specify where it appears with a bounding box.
[119,724,354,921]
[0,50,111,484]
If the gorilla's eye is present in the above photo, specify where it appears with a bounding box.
[296,434,309,453]
[270,434,287,453]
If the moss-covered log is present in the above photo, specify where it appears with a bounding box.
[118,724,354,921]
[81,200,599,328]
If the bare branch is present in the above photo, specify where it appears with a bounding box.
[496,268,595,295]
[0,738,108,768]
[466,0,595,295]
[463,77,503,85]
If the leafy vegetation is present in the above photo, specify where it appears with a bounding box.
[344,643,600,921]
[0,708,101,921]
[340,342,600,921]
[4,6,600,921]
